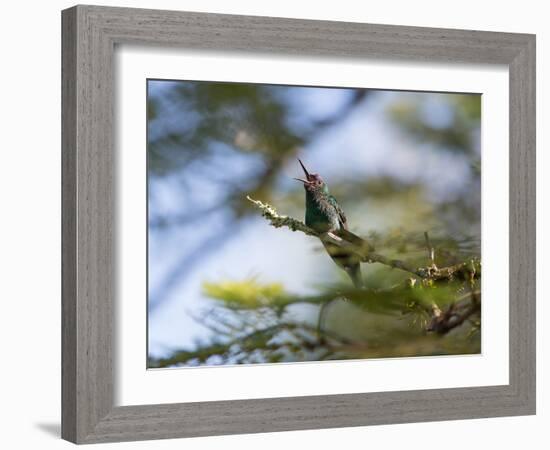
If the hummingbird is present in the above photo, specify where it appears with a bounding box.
[294,159,365,288]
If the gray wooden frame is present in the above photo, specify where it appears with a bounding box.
[61,4,536,444]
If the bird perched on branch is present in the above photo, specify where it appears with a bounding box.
[294,159,368,288]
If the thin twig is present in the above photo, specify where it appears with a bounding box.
[424,231,435,265]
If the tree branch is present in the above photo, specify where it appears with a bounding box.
[247,196,481,281]
[426,290,481,334]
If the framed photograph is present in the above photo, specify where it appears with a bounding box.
[62,5,536,444]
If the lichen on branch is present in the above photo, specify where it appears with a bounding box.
[246,196,319,237]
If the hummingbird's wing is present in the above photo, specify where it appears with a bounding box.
[338,229,375,252]
[329,195,375,252]
[328,195,348,230]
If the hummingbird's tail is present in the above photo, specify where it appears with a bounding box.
[346,264,363,289]
[321,240,364,288]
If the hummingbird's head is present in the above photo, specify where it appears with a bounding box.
[294,159,327,192]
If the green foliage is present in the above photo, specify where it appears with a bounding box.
[149,270,481,367]
[202,279,288,309]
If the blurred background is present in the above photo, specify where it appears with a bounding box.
[147,79,481,367]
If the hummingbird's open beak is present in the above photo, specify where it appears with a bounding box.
[293,158,311,184]
[298,159,310,178]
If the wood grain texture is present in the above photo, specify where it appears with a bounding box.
[61,7,77,443]
[508,36,536,409]
[61,4,536,444]
[62,5,114,442]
